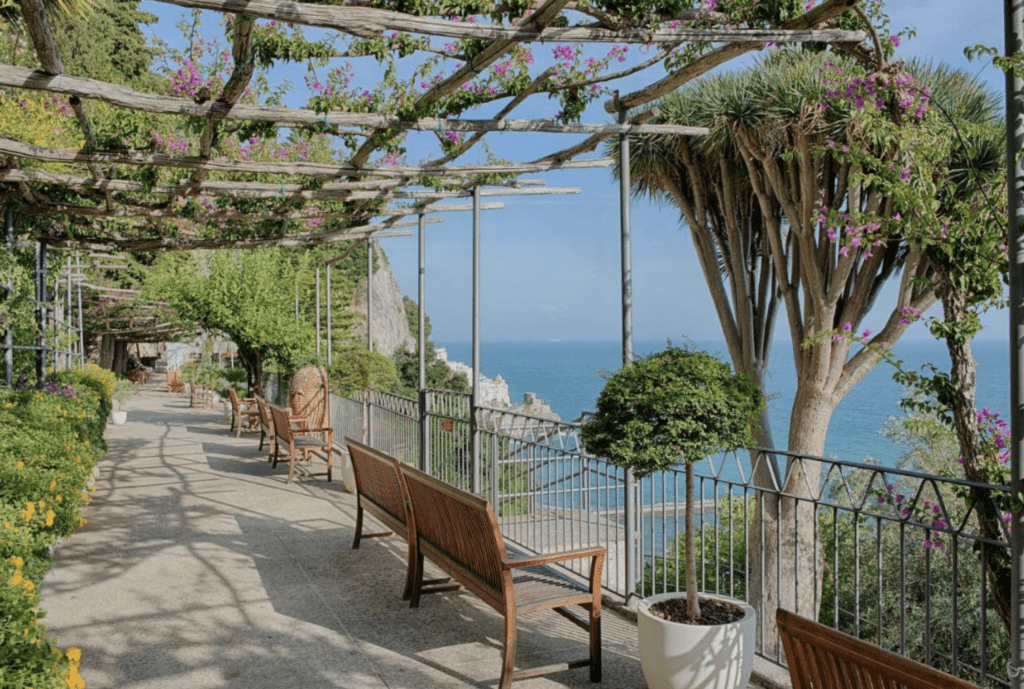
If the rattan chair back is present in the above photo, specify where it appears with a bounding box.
[288,365,329,428]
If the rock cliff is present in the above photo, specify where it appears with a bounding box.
[348,243,415,358]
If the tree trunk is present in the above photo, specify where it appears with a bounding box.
[751,383,833,657]
[685,460,701,623]
[939,285,1013,634]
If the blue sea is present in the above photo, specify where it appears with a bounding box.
[438,338,1012,466]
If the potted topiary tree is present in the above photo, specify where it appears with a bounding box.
[580,344,764,689]
[111,378,138,425]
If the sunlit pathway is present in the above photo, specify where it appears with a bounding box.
[40,376,660,689]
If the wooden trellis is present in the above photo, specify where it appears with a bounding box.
[0,0,870,251]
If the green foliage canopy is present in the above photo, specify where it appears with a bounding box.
[581,345,764,477]
[145,249,315,390]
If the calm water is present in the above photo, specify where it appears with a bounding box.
[439,338,1011,465]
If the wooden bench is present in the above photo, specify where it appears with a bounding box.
[228,388,259,437]
[397,460,604,689]
[345,437,460,602]
[269,402,333,484]
[777,609,981,689]
[254,396,276,461]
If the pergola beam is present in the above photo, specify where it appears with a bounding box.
[41,222,422,252]
[0,168,579,200]
[154,0,866,45]
[0,136,614,178]
[20,200,506,220]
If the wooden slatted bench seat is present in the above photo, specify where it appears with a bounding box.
[777,608,981,689]
[397,461,605,689]
[345,437,458,602]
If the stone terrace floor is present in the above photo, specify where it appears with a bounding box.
[41,376,696,689]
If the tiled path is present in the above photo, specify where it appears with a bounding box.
[40,377,658,689]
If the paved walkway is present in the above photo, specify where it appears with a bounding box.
[41,376,652,689]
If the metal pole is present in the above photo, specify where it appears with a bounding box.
[75,252,84,368]
[51,260,59,373]
[1005,3,1024,687]
[619,102,638,603]
[35,241,46,385]
[366,240,375,444]
[471,186,482,495]
[65,255,72,370]
[367,238,374,352]
[326,264,332,367]
[418,213,429,473]
[315,267,321,360]
[3,209,12,386]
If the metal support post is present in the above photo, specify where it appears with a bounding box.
[75,252,84,368]
[65,255,72,370]
[315,267,321,360]
[471,187,482,494]
[418,213,430,473]
[35,241,46,385]
[4,209,13,386]
[326,264,332,367]
[367,238,374,352]
[1005,3,1024,687]
[619,102,638,603]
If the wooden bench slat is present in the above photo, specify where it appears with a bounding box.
[777,609,981,689]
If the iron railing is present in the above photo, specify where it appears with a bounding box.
[331,387,1010,687]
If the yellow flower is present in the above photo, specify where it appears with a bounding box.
[56,495,63,503]
[15,461,24,470]
[66,647,82,663]
[3,402,11,408]
[45,510,55,527]
[22,502,35,520]
[11,571,23,586]
[11,556,23,567]
[50,480,57,490]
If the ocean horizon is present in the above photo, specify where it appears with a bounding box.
[438,338,1012,466]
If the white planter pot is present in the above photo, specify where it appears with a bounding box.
[111,410,128,425]
[637,592,755,689]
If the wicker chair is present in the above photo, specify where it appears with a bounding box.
[166,370,184,393]
[228,388,260,438]
[269,402,333,483]
[288,365,329,429]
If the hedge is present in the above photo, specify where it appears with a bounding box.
[0,364,112,689]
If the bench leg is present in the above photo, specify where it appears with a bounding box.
[499,612,518,689]
[325,448,333,482]
[352,504,364,549]
[402,539,416,601]
[409,553,425,608]
[234,412,242,438]
[258,429,265,451]
[589,602,602,682]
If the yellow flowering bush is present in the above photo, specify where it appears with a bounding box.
[0,381,106,689]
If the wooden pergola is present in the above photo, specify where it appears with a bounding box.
[0,0,872,253]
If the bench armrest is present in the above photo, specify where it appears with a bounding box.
[502,546,605,571]
[294,426,333,435]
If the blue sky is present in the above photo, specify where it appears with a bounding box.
[378,3,1009,343]
[139,1,1008,344]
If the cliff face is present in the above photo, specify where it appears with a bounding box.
[348,243,415,358]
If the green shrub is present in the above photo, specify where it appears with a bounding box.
[0,380,105,688]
